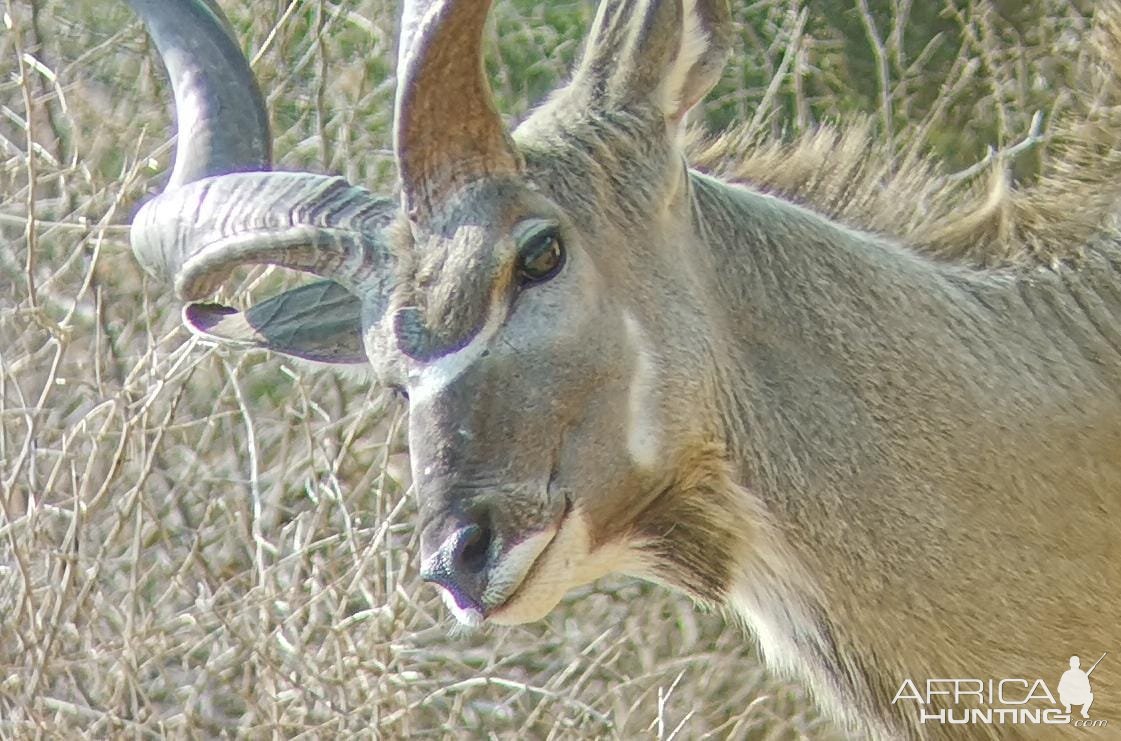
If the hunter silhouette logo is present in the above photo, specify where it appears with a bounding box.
[891,652,1109,727]
[1059,653,1106,719]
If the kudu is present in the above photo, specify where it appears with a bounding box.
[123,0,1120,738]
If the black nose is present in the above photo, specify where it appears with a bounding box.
[420,520,495,614]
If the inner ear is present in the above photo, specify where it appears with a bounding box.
[660,0,734,122]
[575,0,683,110]
[185,280,368,364]
[570,0,732,122]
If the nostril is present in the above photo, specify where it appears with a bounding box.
[456,524,492,574]
[421,520,496,617]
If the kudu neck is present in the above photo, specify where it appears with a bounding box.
[685,169,1121,736]
[686,167,1121,508]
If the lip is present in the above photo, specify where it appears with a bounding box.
[483,526,559,617]
[430,517,564,626]
[483,498,570,620]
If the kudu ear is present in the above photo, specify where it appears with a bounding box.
[574,0,732,123]
[126,0,397,365]
[186,281,367,364]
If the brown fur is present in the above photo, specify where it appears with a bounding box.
[629,445,748,603]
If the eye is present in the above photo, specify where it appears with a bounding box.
[516,228,565,285]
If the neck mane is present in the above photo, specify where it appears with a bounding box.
[687,108,1121,272]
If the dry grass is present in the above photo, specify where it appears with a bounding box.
[0,0,1099,738]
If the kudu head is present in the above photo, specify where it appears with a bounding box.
[128,0,736,626]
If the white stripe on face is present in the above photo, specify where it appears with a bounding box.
[407,297,508,406]
[623,312,662,469]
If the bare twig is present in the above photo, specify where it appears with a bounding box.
[947,109,1045,181]
[856,0,895,152]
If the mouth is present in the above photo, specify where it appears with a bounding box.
[485,527,559,612]
[433,498,570,626]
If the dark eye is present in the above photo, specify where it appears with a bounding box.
[517,229,565,285]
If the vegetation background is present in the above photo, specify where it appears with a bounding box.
[0,0,1100,737]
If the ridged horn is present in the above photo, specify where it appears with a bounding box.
[394,0,521,221]
[131,172,397,300]
[127,0,396,301]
